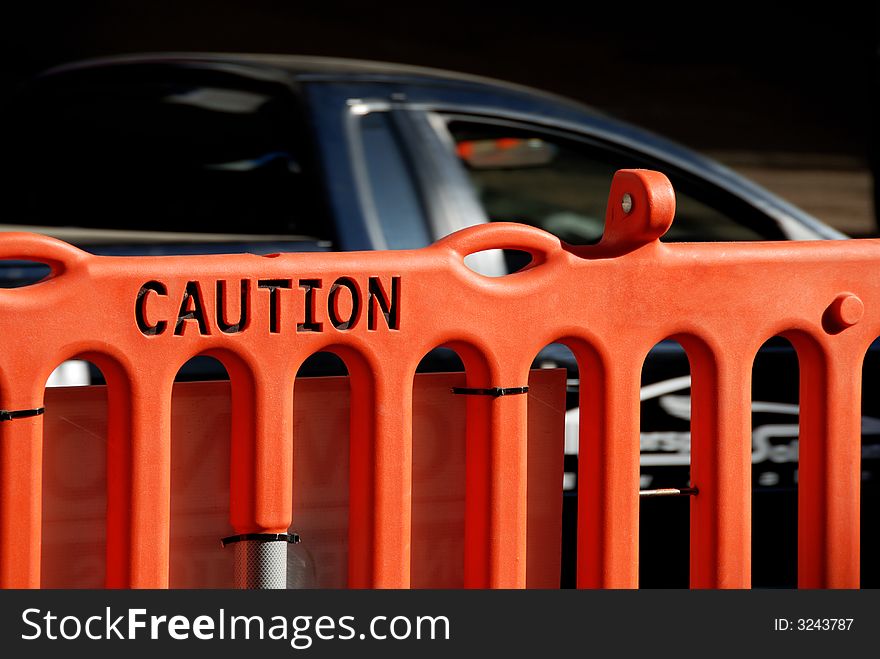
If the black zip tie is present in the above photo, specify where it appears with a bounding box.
[0,408,44,422]
[220,532,300,548]
[451,387,529,397]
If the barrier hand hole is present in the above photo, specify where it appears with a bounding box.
[0,259,52,288]
[463,249,533,277]
[0,233,87,285]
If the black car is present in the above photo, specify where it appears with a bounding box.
[1,53,876,587]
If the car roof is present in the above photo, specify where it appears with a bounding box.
[45,52,598,114]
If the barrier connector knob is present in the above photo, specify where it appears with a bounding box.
[824,293,864,334]
[598,169,676,254]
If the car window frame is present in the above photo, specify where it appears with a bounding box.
[302,82,443,251]
[423,111,791,244]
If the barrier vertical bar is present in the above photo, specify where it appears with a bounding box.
[461,356,530,589]
[370,362,413,588]
[228,363,294,589]
[348,357,413,588]
[0,414,42,587]
[689,343,752,588]
[488,361,530,588]
[0,236,85,588]
[107,374,173,588]
[464,378,491,588]
[798,340,862,588]
[578,348,641,588]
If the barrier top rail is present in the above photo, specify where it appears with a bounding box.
[0,170,875,588]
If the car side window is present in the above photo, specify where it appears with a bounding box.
[3,68,333,241]
[446,120,784,244]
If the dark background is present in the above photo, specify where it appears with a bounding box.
[3,2,877,233]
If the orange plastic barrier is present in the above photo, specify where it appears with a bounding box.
[0,169,873,588]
